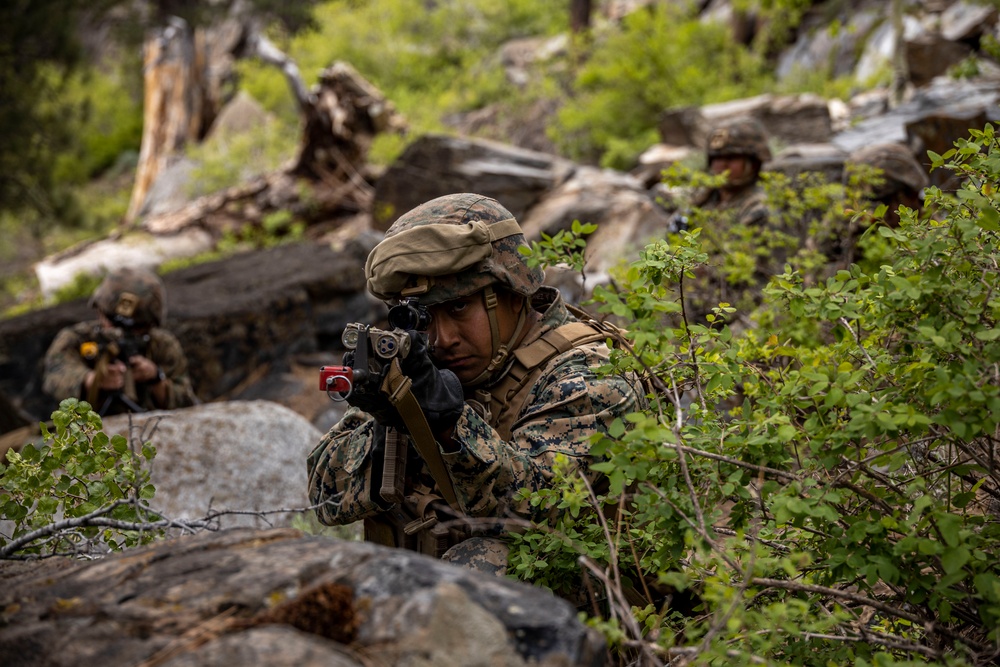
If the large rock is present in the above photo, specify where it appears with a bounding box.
[906,107,989,189]
[520,166,672,297]
[371,134,576,230]
[831,77,1000,155]
[940,0,999,42]
[905,34,972,88]
[0,241,377,427]
[0,528,603,667]
[101,400,323,528]
[659,93,833,150]
[768,143,848,183]
[776,8,883,82]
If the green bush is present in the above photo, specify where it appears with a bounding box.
[512,125,1000,666]
[551,4,773,168]
[53,59,144,185]
[239,0,565,166]
[0,399,162,558]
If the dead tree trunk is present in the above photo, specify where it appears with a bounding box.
[129,11,406,235]
[125,18,201,226]
[889,0,908,108]
[125,14,245,227]
[570,0,592,33]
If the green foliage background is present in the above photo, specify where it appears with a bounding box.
[509,125,1000,666]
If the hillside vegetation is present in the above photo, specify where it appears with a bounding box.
[0,0,863,312]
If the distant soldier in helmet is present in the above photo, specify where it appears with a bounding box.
[690,116,773,228]
[846,142,929,227]
[307,193,644,577]
[43,267,198,416]
[670,117,787,328]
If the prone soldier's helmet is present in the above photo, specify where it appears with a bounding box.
[366,193,544,385]
[366,193,543,305]
[89,267,166,329]
[706,116,773,164]
[846,143,930,199]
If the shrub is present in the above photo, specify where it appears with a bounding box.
[512,125,1000,666]
[0,399,161,558]
[551,4,773,168]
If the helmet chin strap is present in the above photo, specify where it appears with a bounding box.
[467,285,529,387]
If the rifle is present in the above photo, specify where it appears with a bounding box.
[319,299,460,510]
[83,327,151,415]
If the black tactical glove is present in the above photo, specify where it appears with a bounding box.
[342,350,404,429]
[400,332,465,434]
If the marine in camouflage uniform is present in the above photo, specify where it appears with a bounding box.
[676,117,796,328]
[43,267,197,416]
[689,116,773,228]
[307,193,644,576]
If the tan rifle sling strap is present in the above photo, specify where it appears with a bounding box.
[380,358,461,511]
[477,319,613,441]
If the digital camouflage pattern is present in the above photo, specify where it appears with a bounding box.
[306,287,644,570]
[368,192,544,305]
[90,267,166,327]
[43,320,197,415]
[705,116,772,164]
[847,143,930,198]
[440,536,510,577]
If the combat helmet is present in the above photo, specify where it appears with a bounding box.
[847,143,930,199]
[89,267,166,329]
[367,193,542,304]
[366,193,543,385]
[706,117,773,164]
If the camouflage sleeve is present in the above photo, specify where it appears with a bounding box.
[307,407,384,525]
[148,329,198,409]
[42,324,93,402]
[441,344,641,522]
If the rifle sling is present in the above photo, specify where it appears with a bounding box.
[381,359,461,511]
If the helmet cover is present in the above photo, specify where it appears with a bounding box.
[706,116,773,163]
[89,266,166,328]
[366,193,543,305]
[847,143,930,197]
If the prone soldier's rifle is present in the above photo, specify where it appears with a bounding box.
[319,299,460,511]
[83,326,151,415]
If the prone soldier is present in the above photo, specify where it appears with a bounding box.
[43,267,198,416]
[846,142,929,227]
[307,192,645,576]
[816,142,931,269]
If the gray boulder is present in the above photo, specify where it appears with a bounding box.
[0,528,603,667]
[371,133,575,229]
[101,400,324,528]
[0,241,374,426]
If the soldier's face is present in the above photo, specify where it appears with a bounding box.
[710,155,751,185]
[426,289,522,385]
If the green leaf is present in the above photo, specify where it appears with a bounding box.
[941,546,971,575]
[937,513,962,548]
[976,206,1000,231]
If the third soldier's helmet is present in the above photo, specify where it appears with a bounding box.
[847,143,930,199]
[89,267,166,328]
[366,193,543,305]
[706,117,773,164]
